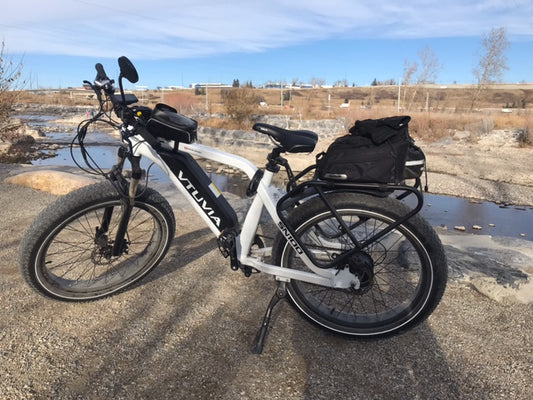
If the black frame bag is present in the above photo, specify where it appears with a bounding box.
[317,116,411,184]
[146,103,198,143]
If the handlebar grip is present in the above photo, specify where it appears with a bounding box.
[95,63,109,81]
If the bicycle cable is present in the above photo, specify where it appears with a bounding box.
[70,92,120,176]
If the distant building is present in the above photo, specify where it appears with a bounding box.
[162,85,186,90]
[190,83,231,89]
[262,82,285,89]
[262,82,314,89]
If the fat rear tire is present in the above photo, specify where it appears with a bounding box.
[272,192,447,337]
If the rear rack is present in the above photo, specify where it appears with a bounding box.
[276,177,425,270]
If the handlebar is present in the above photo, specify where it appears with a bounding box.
[84,59,155,146]
[74,57,156,180]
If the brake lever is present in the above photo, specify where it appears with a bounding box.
[94,78,115,89]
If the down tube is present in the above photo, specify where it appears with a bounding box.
[132,140,238,236]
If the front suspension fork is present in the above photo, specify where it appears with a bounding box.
[97,147,143,257]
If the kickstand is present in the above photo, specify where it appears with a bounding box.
[251,281,287,354]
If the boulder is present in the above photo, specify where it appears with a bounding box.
[4,170,98,195]
[439,231,533,305]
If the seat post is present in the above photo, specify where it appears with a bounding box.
[265,147,283,173]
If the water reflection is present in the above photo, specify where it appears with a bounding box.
[421,195,532,239]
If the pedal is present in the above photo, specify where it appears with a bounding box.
[216,230,234,259]
[217,230,240,271]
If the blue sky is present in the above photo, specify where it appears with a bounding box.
[2,0,533,89]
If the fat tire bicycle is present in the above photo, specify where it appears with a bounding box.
[19,57,447,353]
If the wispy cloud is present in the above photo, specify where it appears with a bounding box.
[2,0,532,59]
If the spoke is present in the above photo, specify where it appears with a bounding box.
[368,284,382,315]
[370,279,392,312]
[45,243,91,256]
[61,225,94,238]
[287,207,429,326]
[82,212,100,236]
[334,292,357,316]
[128,216,154,232]
[48,246,93,279]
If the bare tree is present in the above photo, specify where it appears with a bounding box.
[310,77,326,88]
[333,79,349,87]
[402,60,418,86]
[0,41,25,120]
[418,45,441,84]
[470,27,509,110]
[401,60,418,107]
[407,45,442,111]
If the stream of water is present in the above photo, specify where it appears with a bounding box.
[23,115,533,241]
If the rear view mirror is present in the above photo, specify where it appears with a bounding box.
[118,56,139,84]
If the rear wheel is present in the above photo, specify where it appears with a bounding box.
[272,192,447,337]
[20,182,175,301]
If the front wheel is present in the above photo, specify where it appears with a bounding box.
[20,181,175,301]
[272,192,447,337]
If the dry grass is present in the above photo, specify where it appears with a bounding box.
[12,84,533,142]
[161,91,200,114]
[517,115,533,147]
[16,90,95,106]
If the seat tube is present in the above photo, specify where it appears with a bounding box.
[238,170,274,259]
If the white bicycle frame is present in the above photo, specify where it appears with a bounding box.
[127,134,357,290]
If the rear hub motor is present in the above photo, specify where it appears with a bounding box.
[347,251,375,294]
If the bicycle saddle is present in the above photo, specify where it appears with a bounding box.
[253,123,318,153]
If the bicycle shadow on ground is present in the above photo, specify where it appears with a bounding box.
[284,282,532,399]
[139,223,217,285]
[285,309,461,399]
[4,235,532,399]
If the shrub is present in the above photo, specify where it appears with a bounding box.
[221,87,259,128]
[0,41,24,120]
[517,117,533,147]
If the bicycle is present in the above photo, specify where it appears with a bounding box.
[19,57,447,353]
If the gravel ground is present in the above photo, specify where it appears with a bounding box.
[1,159,533,400]
[423,133,533,206]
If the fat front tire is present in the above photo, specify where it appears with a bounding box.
[272,192,447,338]
[20,181,175,301]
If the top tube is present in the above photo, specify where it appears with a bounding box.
[178,142,259,180]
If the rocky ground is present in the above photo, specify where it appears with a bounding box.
[1,163,533,400]
[1,112,532,399]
